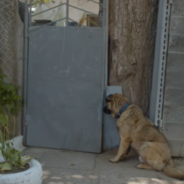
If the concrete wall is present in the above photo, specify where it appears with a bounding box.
[162,0,184,157]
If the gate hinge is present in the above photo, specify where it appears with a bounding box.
[168,0,172,4]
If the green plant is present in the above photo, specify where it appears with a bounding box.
[0,71,22,116]
[0,134,32,172]
[0,70,31,173]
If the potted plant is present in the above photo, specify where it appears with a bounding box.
[0,70,42,184]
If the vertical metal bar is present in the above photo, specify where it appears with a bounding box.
[23,0,29,143]
[102,0,109,150]
[103,0,109,88]
[98,0,103,26]
[149,0,172,128]
[66,0,69,26]
[29,0,33,26]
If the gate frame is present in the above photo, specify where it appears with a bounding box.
[149,0,172,129]
[22,0,109,151]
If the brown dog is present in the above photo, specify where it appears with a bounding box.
[103,94,184,180]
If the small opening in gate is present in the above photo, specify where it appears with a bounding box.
[28,0,102,27]
[67,0,101,27]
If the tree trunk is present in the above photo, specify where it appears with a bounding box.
[109,0,158,115]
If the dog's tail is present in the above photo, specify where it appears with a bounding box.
[163,164,184,180]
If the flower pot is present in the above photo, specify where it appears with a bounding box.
[0,159,42,184]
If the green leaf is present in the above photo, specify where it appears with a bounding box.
[21,156,32,167]
[10,151,20,163]
[0,162,12,171]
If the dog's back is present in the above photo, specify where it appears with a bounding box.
[118,104,167,143]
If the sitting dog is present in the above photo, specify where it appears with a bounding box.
[103,93,184,180]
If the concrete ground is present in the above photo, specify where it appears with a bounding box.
[23,148,184,184]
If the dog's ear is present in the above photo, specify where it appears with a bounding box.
[106,94,113,102]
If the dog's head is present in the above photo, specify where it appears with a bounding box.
[103,94,129,118]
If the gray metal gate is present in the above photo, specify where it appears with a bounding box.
[23,0,108,153]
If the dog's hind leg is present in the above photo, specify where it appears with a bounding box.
[140,143,166,172]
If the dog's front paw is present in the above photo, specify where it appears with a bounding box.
[109,158,119,163]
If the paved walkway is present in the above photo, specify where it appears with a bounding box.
[23,148,184,184]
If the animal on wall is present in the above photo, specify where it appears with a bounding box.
[103,93,184,180]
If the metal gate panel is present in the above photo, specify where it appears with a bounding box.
[25,27,104,153]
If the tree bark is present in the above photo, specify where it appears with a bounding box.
[109,0,158,115]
